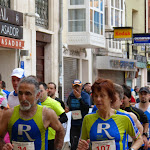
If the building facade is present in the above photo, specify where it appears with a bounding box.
[125,0,147,87]
[0,0,60,92]
[62,0,106,101]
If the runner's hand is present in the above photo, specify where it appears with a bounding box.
[77,139,90,150]
[143,135,148,150]
[73,89,81,99]
[2,143,13,150]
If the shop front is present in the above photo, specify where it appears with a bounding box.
[0,6,24,91]
[96,56,137,86]
[134,55,147,87]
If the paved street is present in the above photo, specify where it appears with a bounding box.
[62,142,70,150]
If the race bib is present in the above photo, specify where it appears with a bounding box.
[12,141,34,150]
[72,110,82,120]
[92,140,116,150]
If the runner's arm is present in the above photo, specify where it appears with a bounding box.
[0,109,13,149]
[43,108,65,150]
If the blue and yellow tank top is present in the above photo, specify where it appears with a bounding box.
[81,110,140,150]
[8,105,48,150]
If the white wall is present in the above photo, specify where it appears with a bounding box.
[0,50,16,91]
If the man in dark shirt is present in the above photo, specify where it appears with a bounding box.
[67,79,90,150]
[47,82,65,109]
[121,84,149,149]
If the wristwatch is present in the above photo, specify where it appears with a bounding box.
[143,132,148,137]
[129,148,135,150]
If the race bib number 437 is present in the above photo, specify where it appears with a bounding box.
[92,140,116,150]
[12,141,34,150]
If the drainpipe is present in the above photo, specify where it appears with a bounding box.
[58,0,63,100]
[145,0,147,57]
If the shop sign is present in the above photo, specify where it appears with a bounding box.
[0,36,24,49]
[134,55,147,63]
[110,60,136,70]
[0,21,23,39]
[133,34,150,45]
[147,64,150,69]
[20,61,24,69]
[114,27,132,41]
[137,62,147,68]
[0,5,23,26]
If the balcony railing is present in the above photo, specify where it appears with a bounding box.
[35,0,48,29]
[0,0,10,8]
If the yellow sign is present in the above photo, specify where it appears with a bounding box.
[114,28,132,40]
[147,64,150,69]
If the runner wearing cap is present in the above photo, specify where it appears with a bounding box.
[135,87,150,150]
[66,79,90,150]
[8,68,25,108]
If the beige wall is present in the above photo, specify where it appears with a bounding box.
[62,0,68,44]
[126,0,145,33]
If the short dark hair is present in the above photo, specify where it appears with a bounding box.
[2,81,6,89]
[122,84,131,98]
[19,76,39,94]
[92,78,116,104]
[114,83,124,100]
[48,82,56,89]
[39,82,48,90]
[84,82,91,88]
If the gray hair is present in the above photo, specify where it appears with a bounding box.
[18,76,39,94]
[114,83,124,100]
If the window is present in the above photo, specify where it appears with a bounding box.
[115,10,119,26]
[121,0,123,10]
[116,41,118,49]
[90,0,104,35]
[101,14,103,35]
[109,34,111,48]
[90,9,93,32]
[90,0,93,7]
[94,0,99,8]
[111,0,114,7]
[35,0,48,29]
[113,41,115,48]
[70,0,84,5]
[100,0,103,11]
[94,11,100,34]
[105,7,108,25]
[119,41,121,49]
[0,0,10,8]
[115,0,119,9]
[121,11,123,26]
[111,8,114,26]
[68,9,86,32]
[111,0,124,27]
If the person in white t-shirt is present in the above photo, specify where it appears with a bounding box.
[8,68,25,108]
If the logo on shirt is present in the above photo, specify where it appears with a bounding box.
[97,123,115,139]
[18,124,35,141]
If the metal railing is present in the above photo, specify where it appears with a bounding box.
[0,0,10,8]
[35,0,48,29]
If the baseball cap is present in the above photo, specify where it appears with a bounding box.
[0,96,7,108]
[139,87,149,93]
[72,79,82,86]
[11,68,25,79]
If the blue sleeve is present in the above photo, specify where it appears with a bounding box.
[82,92,91,106]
